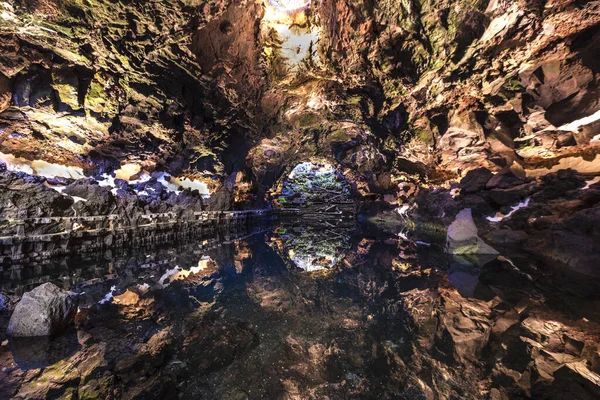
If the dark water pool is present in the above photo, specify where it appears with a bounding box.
[1,222,599,399]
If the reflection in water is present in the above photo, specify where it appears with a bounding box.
[1,220,600,399]
[447,253,497,299]
[272,224,352,271]
[9,331,80,370]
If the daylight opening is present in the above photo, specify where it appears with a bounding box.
[267,0,310,12]
[277,162,352,209]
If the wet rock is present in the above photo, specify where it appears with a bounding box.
[7,283,78,337]
[435,292,493,363]
[486,171,524,190]
[548,206,600,277]
[533,169,586,201]
[182,319,257,374]
[208,186,233,211]
[447,209,499,255]
[488,184,533,206]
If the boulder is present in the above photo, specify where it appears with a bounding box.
[447,209,499,255]
[7,283,78,337]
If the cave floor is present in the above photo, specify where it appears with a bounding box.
[1,223,599,399]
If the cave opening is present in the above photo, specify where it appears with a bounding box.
[266,0,311,13]
[276,162,353,210]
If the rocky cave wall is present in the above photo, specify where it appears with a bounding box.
[0,0,599,211]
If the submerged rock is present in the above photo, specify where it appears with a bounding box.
[446,208,498,255]
[7,283,78,337]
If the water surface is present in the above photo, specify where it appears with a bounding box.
[1,221,599,399]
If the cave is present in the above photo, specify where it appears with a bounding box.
[1,0,600,399]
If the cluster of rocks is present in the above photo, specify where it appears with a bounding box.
[0,168,212,223]
[0,0,597,208]
[413,167,600,279]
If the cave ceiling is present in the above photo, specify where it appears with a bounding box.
[0,0,599,201]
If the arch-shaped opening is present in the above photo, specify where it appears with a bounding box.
[276,162,353,211]
[272,162,354,272]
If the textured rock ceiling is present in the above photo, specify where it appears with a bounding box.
[0,0,599,204]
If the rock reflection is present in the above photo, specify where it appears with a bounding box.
[447,253,497,299]
[9,331,80,370]
[1,222,599,399]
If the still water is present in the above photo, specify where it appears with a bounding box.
[1,221,599,399]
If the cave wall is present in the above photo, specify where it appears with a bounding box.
[0,0,599,207]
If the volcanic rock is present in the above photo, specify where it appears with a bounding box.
[7,283,78,337]
[459,167,493,194]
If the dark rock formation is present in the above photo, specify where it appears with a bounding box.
[7,283,77,337]
[0,0,600,398]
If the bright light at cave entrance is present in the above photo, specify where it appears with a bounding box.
[267,0,310,12]
[262,0,319,71]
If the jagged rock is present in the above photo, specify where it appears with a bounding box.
[435,291,493,363]
[485,171,524,190]
[447,209,499,255]
[7,283,78,337]
[9,332,81,370]
[0,72,11,113]
[0,171,74,220]
[63,180,117,215]
[439,128,492,173]
[488,184,533,206]
[552,362,600,400]
[460,168,493,193]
